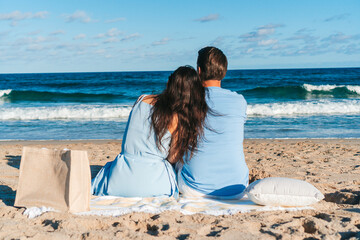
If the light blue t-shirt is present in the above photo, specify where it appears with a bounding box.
[181,87,249,197]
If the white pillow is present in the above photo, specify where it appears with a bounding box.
[245,177,324,206]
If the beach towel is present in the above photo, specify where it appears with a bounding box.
[23,195,312,218]
[15,147,91,213]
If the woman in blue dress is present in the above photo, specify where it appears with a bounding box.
[91,66,209,197]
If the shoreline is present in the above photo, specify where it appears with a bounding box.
[0,138,359,145]
[0,139,123,145]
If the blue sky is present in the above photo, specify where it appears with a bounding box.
[0,0,359,73]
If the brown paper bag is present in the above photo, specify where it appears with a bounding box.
[14,147,91,213]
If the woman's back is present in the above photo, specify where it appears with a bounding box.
[91,98,177,197]
[122,99,170,161]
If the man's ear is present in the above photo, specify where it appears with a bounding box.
[197,66,201,75]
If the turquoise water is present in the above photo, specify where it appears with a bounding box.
[0,68,359,140]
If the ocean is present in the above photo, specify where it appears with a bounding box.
[0,68,359,140]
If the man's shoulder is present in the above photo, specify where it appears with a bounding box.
[208,87,246,103]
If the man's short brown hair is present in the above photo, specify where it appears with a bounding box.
[197,46,228,81]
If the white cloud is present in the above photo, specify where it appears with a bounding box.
[73,34,86,40]
[33,12,48,18]
[120,33,141,42]
[95,33,105,38]
[107,28,122,37]
[27,30,41,36]
[103,37,119,43]
[152,38,170,46]
[324,13,350,22]
[239,32,260,42]
[14,36,54,45]
[238,24,284,53]
[338,43,360,54]
[105,17,126,23]
[95,28,122,38]
[270,44,290,50]
[50,30,66,36]
[194,14,219,23]
[258,39,278,46]
[257,28,274,36]
[64,10,91,23]
[240,24,283,43]
[246,48,254,54]
[39,42,98,57]
[322,32,360,44]
[0,11,49,26]
[270,42,328,57]
[95,49,106,54]
[0,10,48,21]
[260,24,284,29]
[6,35,58,55]
[210,36,226,46]
[103,33,140,44]
[26,44,47,51]
[287,29,317,43]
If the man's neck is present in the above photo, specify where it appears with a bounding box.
[203,80,221,87]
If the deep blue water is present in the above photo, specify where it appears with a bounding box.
[1,68,359,140]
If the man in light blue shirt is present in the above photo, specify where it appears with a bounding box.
[179,46,249,198]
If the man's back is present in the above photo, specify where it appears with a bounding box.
[180,87,249,197]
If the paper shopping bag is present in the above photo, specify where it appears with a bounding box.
[14,147,91,213]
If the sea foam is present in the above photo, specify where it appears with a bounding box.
[303,84,360,94]
[0,105,132,120]
[0,89,12,97]
[1,100,359,120]
[247,99,360,116]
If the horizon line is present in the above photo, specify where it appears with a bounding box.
[0,66,359,75]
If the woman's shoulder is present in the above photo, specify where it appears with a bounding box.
[141,94,157,105]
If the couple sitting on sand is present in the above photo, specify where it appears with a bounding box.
[91,47,249,199]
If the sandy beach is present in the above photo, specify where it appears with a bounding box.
[0,139,359,239]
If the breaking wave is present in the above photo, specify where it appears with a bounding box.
[247,99,360,116]
[242,84,360,99]
[0,105,132,120]
[1,99,359,121]
[302,84,360,94]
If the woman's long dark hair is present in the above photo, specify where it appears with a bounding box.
[151,66,208,164]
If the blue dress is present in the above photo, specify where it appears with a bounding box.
[91,96,177,197]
